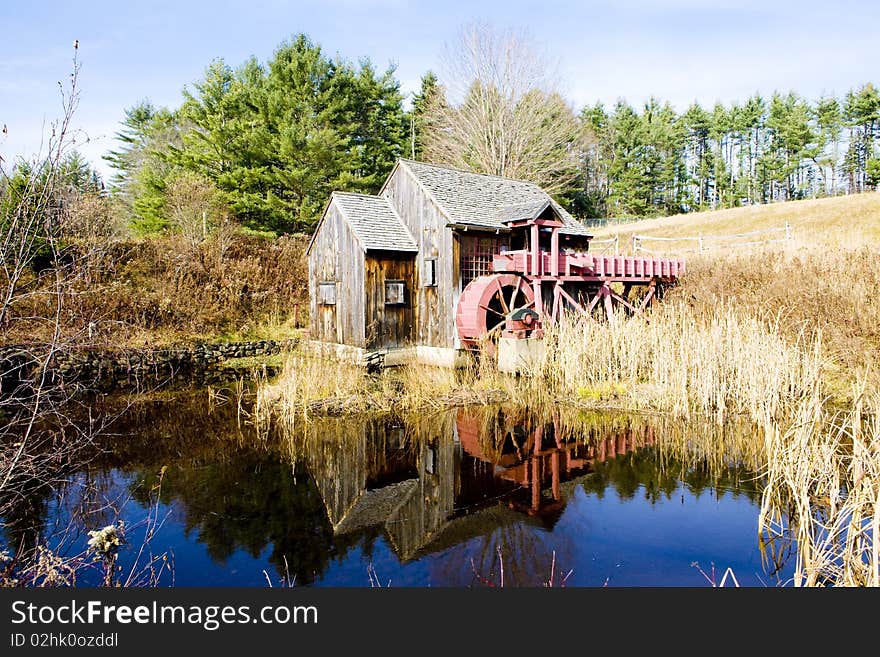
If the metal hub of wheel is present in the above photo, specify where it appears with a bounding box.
[455,274,534,351]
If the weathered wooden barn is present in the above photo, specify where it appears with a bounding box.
[307,159,593,365]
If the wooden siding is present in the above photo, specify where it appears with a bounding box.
[382,164,458,349]
[308,201,366,347]
[364,253,415,349]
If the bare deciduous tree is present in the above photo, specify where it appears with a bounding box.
[422,23,587,193]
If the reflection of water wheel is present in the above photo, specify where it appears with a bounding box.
[456,274,535,352]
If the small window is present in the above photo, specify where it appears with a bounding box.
[318,281,336,305]
[422,258,437,287]
[384,280,406,305]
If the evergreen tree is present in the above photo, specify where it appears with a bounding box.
[162,34,406,233]
[843,83,880,193]
[347,61,407,189]
[605,101,651,216]
[867,157,880,190]
[104,101,183,233]
[409,71,440,160]
[682,102,712,209]
[709,102,734,207]
[738,94,766,204]
[573,102,610,218]
[103,100,158,191]
[814,95,842,195]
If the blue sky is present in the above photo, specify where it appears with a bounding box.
[2,0,876,180]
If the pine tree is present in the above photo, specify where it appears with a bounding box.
[709,103,733,207]
[683,102,712,209]
[814,95,842,195]
[573,102,610,218]
[410,71,440,160]
[347,61,407,190]
[843,83,880,193]
[152,34,407,233]
[605,101,651,216]
[739,94,766,204]
[104,101,182,233]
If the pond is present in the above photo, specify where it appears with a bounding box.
[1,388,795,587]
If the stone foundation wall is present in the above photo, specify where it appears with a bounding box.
[0,339,296,391]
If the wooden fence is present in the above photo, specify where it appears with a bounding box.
[630,223,793,256]
[588,235,619,254]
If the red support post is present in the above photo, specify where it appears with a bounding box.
[551,451,561,501]
[532,280,543,314]
[531,224,540,276]
[603,284,614,321]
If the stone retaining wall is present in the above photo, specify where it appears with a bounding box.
[0,339,296,391]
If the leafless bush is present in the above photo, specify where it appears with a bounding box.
[164,170,228,250]
[0,47,121,565]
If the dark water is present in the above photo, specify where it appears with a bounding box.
[1,390,795,587]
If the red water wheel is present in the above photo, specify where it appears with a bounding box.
[456,274,535,351]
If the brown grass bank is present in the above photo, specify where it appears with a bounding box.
[3,232,309,349]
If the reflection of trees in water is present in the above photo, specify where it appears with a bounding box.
[428,518,574,587]
[112,398,767,585]
[0,460,123,564]
[126,445,366,585]
[0,486,51,556]
[94,389,264,466]
[582,448,762,505]
[68,391,363,584]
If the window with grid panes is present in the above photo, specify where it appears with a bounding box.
[459,234,508,287]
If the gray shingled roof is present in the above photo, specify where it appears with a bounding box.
[333,479,418,535]
[494,200,552,224]
[332,192,418,252]
[400,160,592,236]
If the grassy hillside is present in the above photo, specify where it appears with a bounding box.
[592,192,880,251]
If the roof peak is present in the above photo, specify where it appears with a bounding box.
[399,159,543,188]
[332,190,381,199]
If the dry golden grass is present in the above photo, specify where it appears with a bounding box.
[584,193,880,399]
[669,248,880,399]
[4,232,309,348]
[540,300,824,424]
[255,352,376,424]
[257,346,556,426]
[593,191,880,250]
[759,385,880,587]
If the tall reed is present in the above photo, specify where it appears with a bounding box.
[255,352,375,426]
[759,386,880,586]
[541,299,824,424]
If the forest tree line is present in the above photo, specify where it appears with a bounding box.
[577,87,880,219]
[5,31,879,239]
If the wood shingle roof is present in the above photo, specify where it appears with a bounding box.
[399,160,592,236]
[331,191,418,252]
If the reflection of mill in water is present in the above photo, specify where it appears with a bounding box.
[456,412,655,523]
[303,409,655,561]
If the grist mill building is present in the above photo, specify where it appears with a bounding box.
[306,159,593,366]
